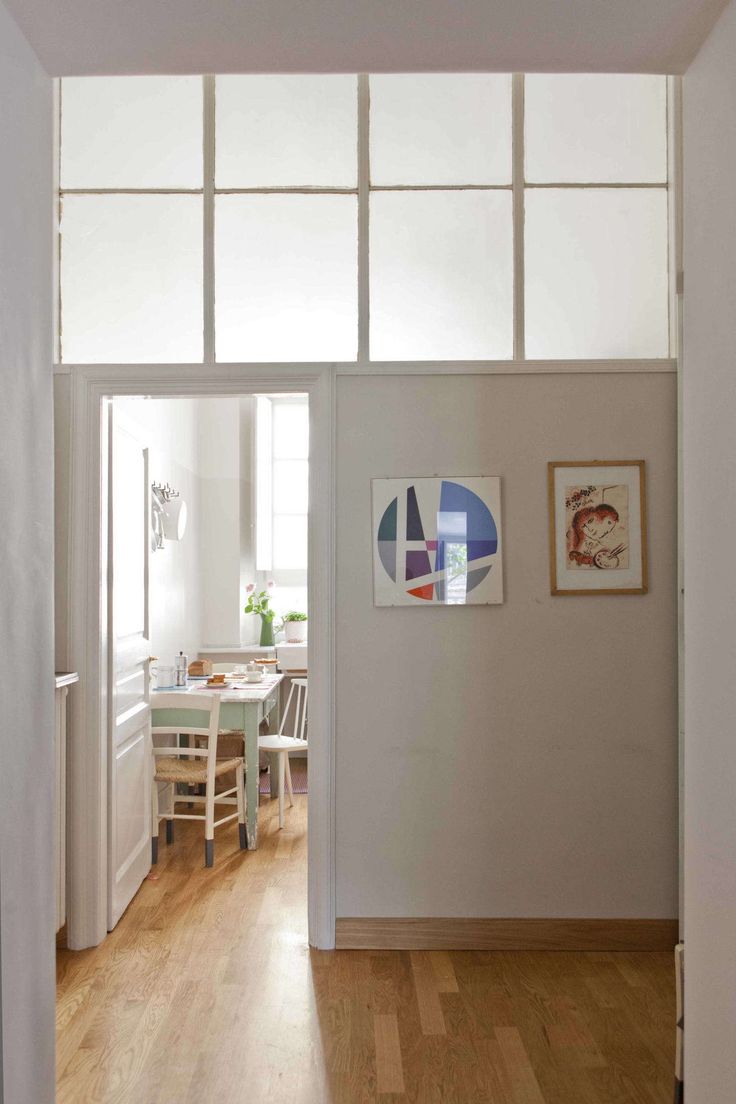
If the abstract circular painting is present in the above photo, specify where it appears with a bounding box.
[372,477,503,605]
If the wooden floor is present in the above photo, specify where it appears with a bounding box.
[57,795,676,1104]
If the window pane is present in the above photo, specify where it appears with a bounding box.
[525,75,667,184]
[370,191,513,360]
[370,74,511,185]
[273,403,309,459]
[216,75,357,187]
[273,460,309,514]
[274,515,308,570]
[525,189,669,358]
[61,195,203,363]
[255,397,273,571]
[61,76,203,189]
[215,194,358,361]
[270,585,308,619]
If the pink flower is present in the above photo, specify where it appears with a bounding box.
[246,583,255,593]
[267,580,275,589]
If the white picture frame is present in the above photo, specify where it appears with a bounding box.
[372,476,504,606]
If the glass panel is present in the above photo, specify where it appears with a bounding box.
[370,190,513,360]
[255,396,273,571]
[269,585,308,619]
[61,76,203,189]
[525,189,669,358]
[61,195,203,364]
[370,74,512,185]
[525,75,667,184]
[216,75,357,187]
[273,515,308,569]
[215,194,358,361]
[273,402,309,459]
[273,460,309,514]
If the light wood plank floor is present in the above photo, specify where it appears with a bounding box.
[57,795,676,1103]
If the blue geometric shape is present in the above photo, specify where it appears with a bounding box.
[440,481,497,554]
[406,485,425,540]
[378,496,397,541]
[467,540,497,562]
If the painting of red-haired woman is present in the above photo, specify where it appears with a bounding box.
[548,461,647,595]
[565,486,630,570]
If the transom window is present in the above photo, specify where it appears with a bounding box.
[58,73,671,365]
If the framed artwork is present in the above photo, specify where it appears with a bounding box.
[547,460,648,596]
[372,476,503,606]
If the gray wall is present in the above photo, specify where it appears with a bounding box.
[684,2,736,1097]
[336,373,677,919]
[0,3,54,1102]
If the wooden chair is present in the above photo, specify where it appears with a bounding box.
[258,678,307,829]
[152,692,247,867]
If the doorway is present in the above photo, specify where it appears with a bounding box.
[59,365,335,952]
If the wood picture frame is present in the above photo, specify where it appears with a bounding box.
[547,460,648,596]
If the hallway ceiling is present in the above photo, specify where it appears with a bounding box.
[6,0,728,76]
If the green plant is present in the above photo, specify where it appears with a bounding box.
[243,585,275,622]
[282,610,307,622]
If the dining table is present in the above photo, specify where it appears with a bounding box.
[151,673,284,850]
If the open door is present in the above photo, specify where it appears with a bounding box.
[107,406,152,929]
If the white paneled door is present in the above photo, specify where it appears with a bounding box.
[108,407,152,929]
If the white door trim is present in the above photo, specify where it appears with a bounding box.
[64,362,336,950]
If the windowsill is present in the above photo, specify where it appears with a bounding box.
[199,645,277,654]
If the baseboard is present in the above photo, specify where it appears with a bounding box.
[335,917,678,951]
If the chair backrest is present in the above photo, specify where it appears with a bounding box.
[152,692,223,786]
[278,678,308,742]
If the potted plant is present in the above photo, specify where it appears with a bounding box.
[282,611,308,643]
[244,582,277,646]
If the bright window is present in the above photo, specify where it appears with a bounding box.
[216,75,357,188]
[215,194,358,362]
[255,396,309,617]
[58,73,672,365]
[61,76,203,189]
[60,195,203,364]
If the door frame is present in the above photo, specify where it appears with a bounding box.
[62,361,335,950]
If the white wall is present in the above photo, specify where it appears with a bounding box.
[683,4,736,1097]
[0,3,54,1102]
[336,373,677,919]
[115,397,203,666]
[198,398,242,646]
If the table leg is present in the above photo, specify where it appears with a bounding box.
[268,751,280,799]
[243,702,260,849]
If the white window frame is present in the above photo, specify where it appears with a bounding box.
[57,73,680,372]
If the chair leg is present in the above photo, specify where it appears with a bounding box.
[166,782,174,844]
[285,754,294,807]
[236,761,248,850]
[278,752,286,829]
[205,777,215,867]
[151,772,159,864]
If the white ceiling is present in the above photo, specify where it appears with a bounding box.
[6,0,727,76]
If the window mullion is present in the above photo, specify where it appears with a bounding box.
[203,74,216,363]
[512,73,525,362]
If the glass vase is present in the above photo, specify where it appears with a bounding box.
[259,616,275,647]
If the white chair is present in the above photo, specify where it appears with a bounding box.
[152,692,247,867]
[258,678,307,829]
